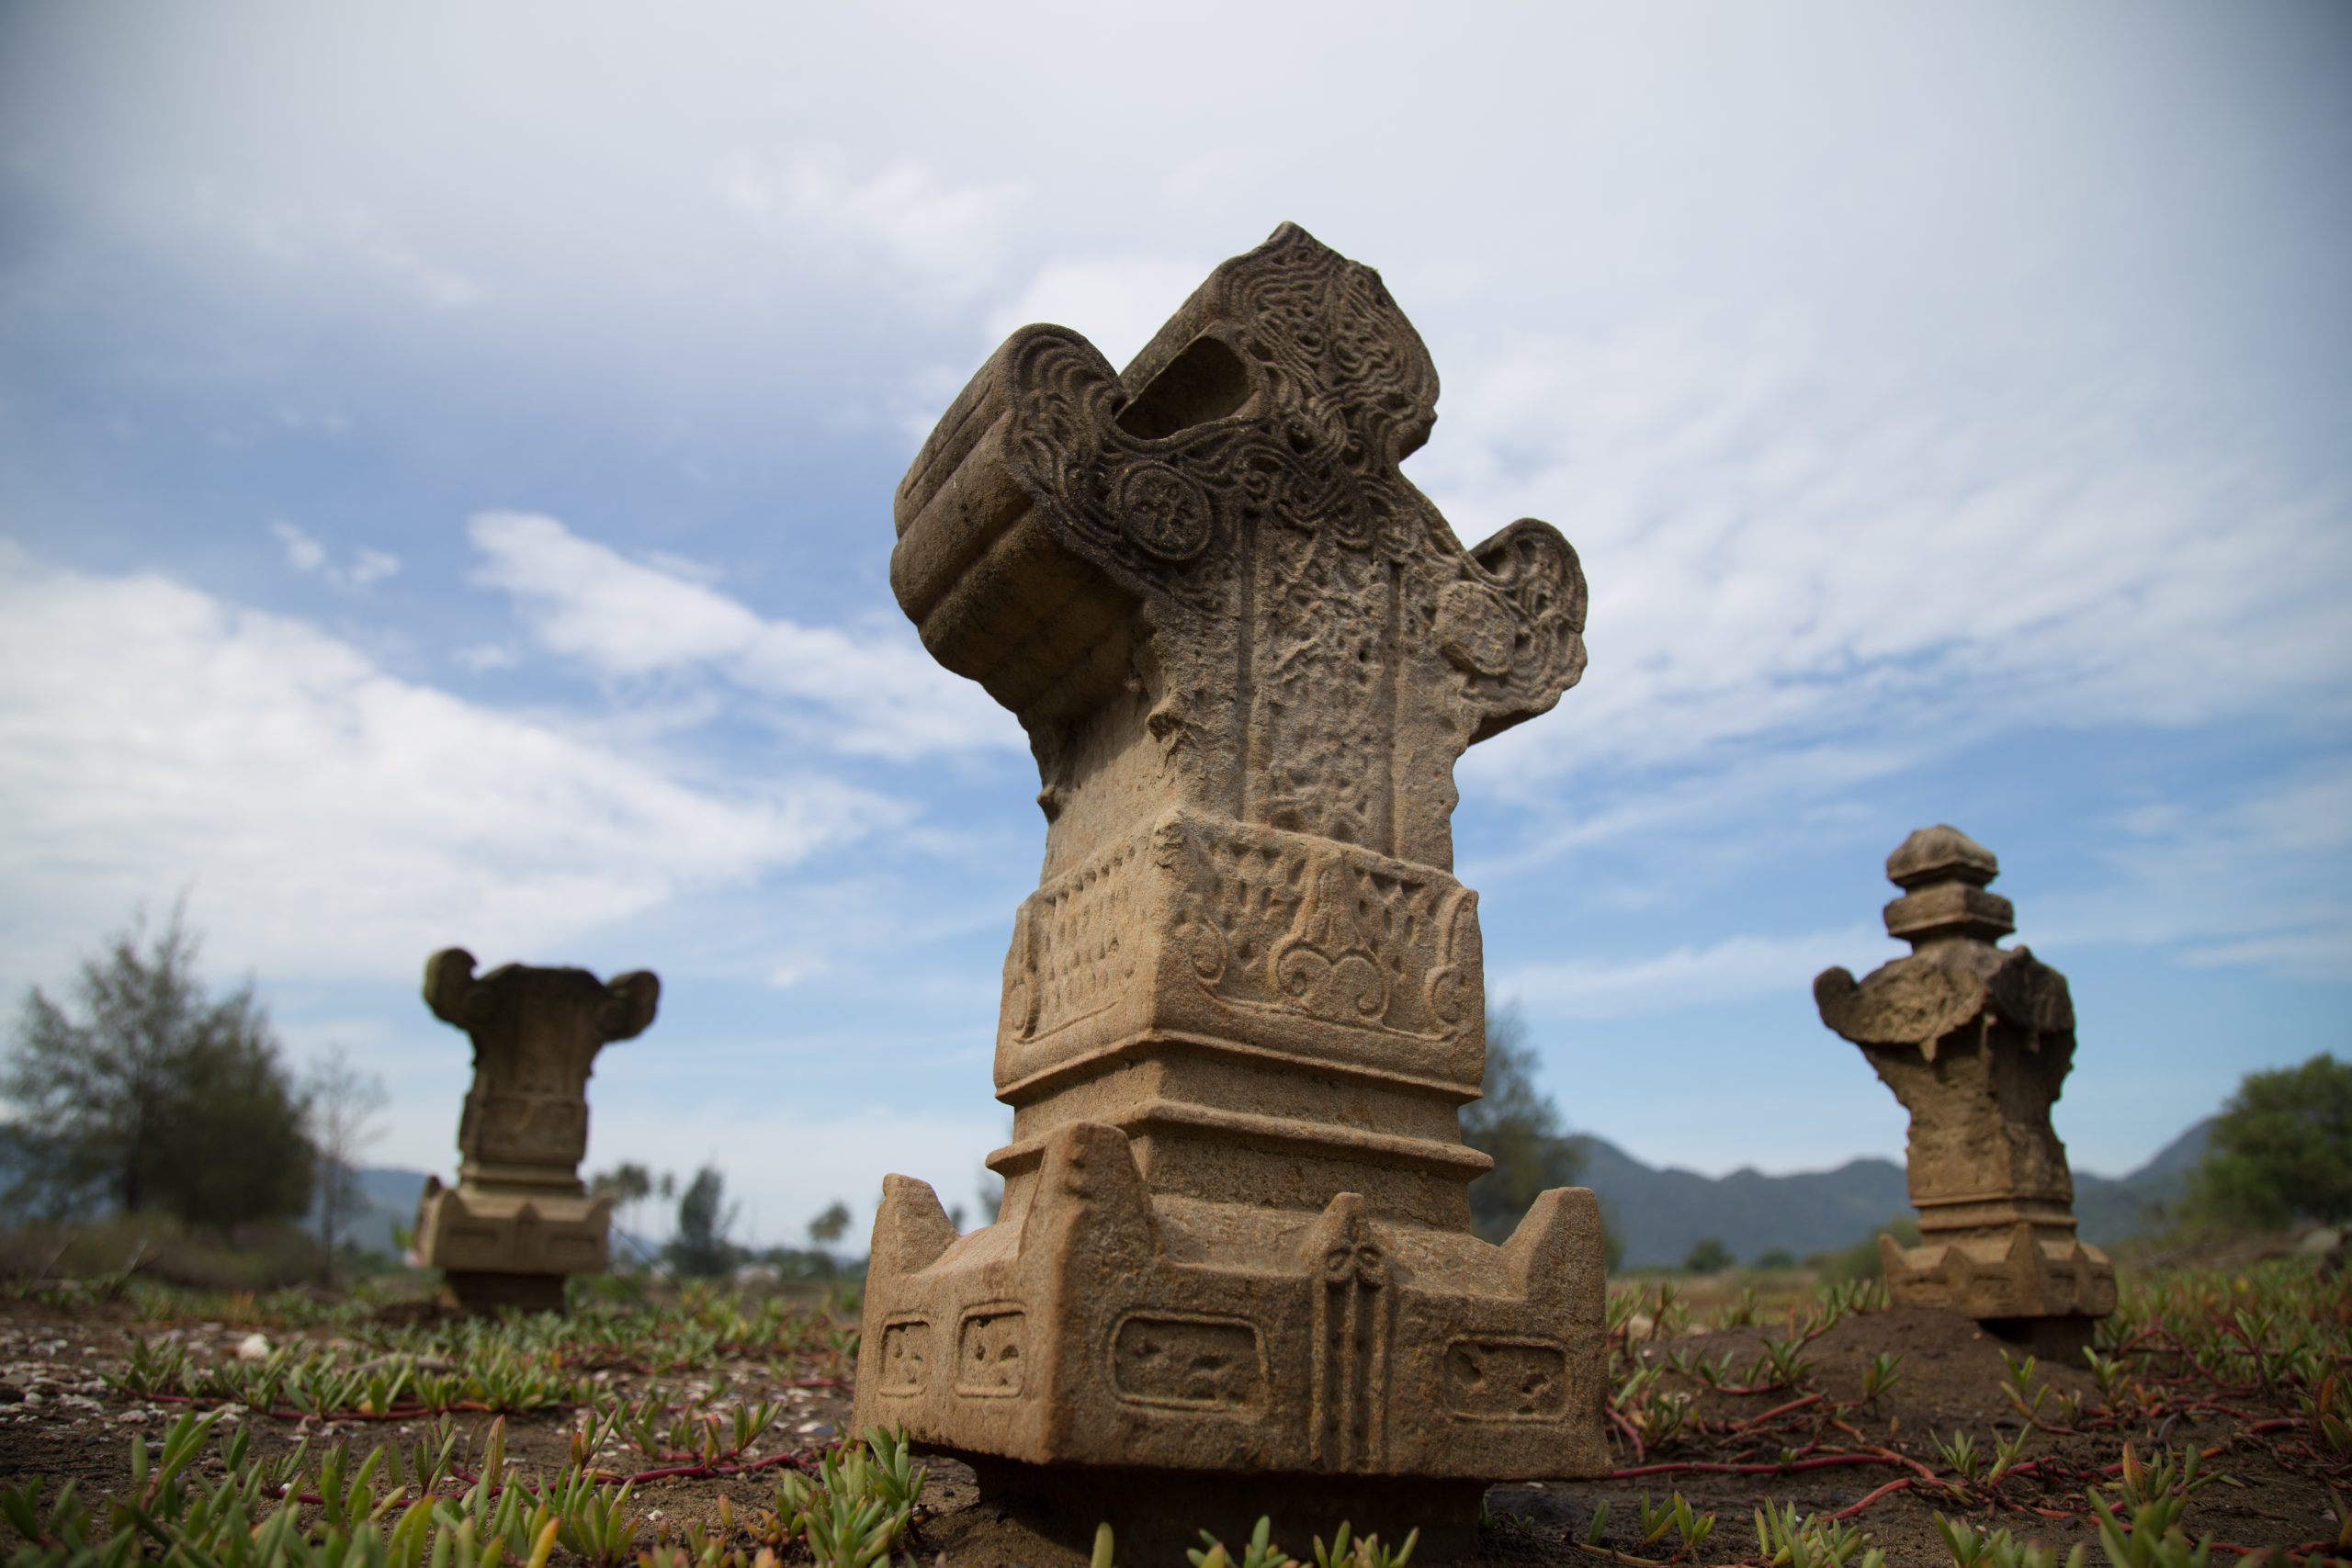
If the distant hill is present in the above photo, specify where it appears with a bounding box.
[2075,1119,2212,1245]
[1574,1139,1910,1269]
[1571,1121,2210,1269]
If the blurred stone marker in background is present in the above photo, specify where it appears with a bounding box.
[854,222,1607,1559]
[413,947,659,1314]
[1815,826,2115,1354]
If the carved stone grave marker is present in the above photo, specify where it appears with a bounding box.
[1815,826,2115,1353]
[413,948,659,1314]
[854,223,1608,1557]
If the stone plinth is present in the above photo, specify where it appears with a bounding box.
[413,948,659,1314]
[1815,827,2114,1343]
[854,223,1606,1556]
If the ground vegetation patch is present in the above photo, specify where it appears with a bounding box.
[0,1253,2342,1567]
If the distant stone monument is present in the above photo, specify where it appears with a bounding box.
[413,948,659,1314]
[854,223,1606,1557]
[1815,827,2114,1350]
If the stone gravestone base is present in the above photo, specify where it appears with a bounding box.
[868,1131,1605,1552]
[1978,1313,2102,1363]
[438,1269,570,1316]
[414,1171,615,1315]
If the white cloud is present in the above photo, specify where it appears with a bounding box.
[0,541,885,987]
[454,642,521,674]
[2182,931,2352,976]
[203,192,483,313]
[349,548,401,586]
[1421,316,2352,806]
[465,511,1017,758]
[1494,923,1883,1020]
[766,957,827,989]
[2032,757,2352,979]
[271,519,328,574]
[269,521,401,590]
[713,147,1019,295]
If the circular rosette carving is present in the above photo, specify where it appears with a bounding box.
[1436,580,1515,676]
[1115,460,1214,562]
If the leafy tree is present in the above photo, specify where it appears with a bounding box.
[305,1045,388,1280]
[591,1161,656,1245]
[1464,1002,1621,1269]
[664,1165,740,1277]
[808,1200,852,1248]
[169,1028,314,1237]
[2,907,313,1233]
[1684,1236,1734,1274]
[592,1162,653,1210]
[2185,1054,2352,1229]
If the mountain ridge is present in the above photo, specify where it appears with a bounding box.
[1576,1118,2211,1267]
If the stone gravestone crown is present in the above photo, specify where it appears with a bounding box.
[1815,827,2114,1348]
[412,948,659,1314]
[854,223,1607,1558]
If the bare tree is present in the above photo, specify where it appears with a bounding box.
[304,1045,389,1281]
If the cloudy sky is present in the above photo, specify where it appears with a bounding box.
[3,2,2346,1249]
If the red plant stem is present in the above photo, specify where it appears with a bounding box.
[1728,1393,1821,1430]
[1861,1445,1943,1483]
[600,1451,808,1484]
[1605,1405,1647,1463]
[1609,1452,1905,1480]
[1830,1477,1910,1519]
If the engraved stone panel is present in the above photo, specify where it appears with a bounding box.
[1112,1314,1264,1410]
[1007,833,1145,1043]
[1159,813,1477,1043]
[877,1319,933,1395]
[1442,1337,1568,1421]
[956,1308,1029,1397]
